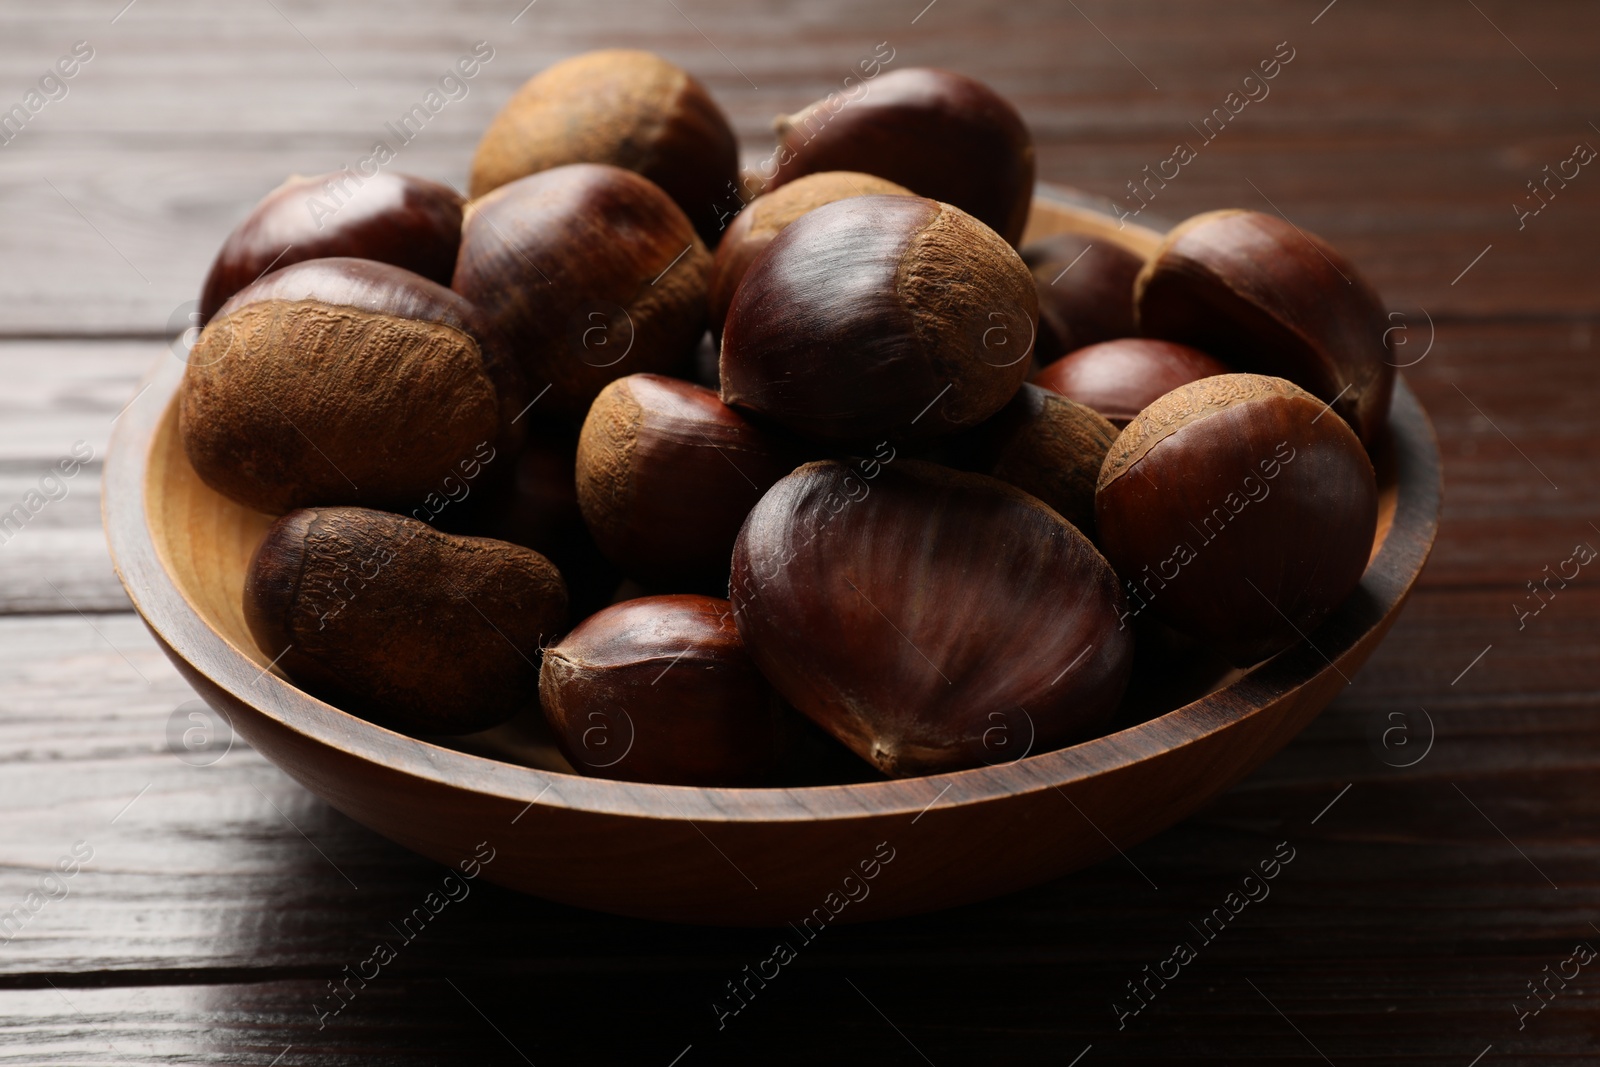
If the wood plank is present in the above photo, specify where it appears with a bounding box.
[0,0,1597,333]
[8,0,1591,141]
[0,341,149,614]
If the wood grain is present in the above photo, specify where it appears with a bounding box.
[1,1,1597,333]
[0,341,147,614]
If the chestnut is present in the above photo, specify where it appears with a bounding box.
[1095,373,1378,666]
[198,172,464,324]
[245,507,566,734]
[181,258,525,515]
[468,49,738,244]
[576,374,798,588]
[1020,232,1145,362]
[539,594,790,786]
[926,383,1117,537]
[766,68,1035,245]
[720,195,1037,445]
[708,170,913,332]
[452,164,710,424]
[731,460,1133,777]
[1134,209,1395,447]
[1034,338,1232,429]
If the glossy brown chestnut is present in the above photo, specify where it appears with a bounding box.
[539,594,790,786]
[198,172,464,324]
[452,164,710,424]
[730,460,1133,777]
[720,195,1037,444]
[180,258,525,515]
[1034,338,1232,429]
[245,507,566,734]
[1020,232,1145,362]
[1134,209,1395,447]
[708,171,913,332]
[468,49,738,243]
[576,374,798,587]
[765,68,1036,245]
[927,383,1118,537]
[1095,373,1378,666]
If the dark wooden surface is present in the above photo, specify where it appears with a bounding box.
[1,0,1597,1062]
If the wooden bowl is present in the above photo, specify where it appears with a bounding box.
[104,187,1440,926]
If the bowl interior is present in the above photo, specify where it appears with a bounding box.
[148,405,272,671]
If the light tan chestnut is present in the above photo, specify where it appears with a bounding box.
[469,49,738,243]
[180,258,524,515]
[245,507,566,735]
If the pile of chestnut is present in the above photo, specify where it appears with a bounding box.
[182,49,1394,787]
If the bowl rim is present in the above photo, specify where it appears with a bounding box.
[104,237,1440,831]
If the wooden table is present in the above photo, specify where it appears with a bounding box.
[2,1,1596,1062]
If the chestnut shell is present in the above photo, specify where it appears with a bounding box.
[576,374,798,588]
[468,49,739,244]
[1020,232,1145,362]
[539,594,789,786]
[180,258,525,515]
[198,172,464,324]
[245,507,566,734]
[927,383,1118,538]
[720,195,1037,445]
[708,170,913,332]
[767,68,1036,246]
[1034,338,1231,429]
[731,460,1133,777]
[1095,374,1378,666]
[452,163,710,424]
[1134,209,1395,447]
